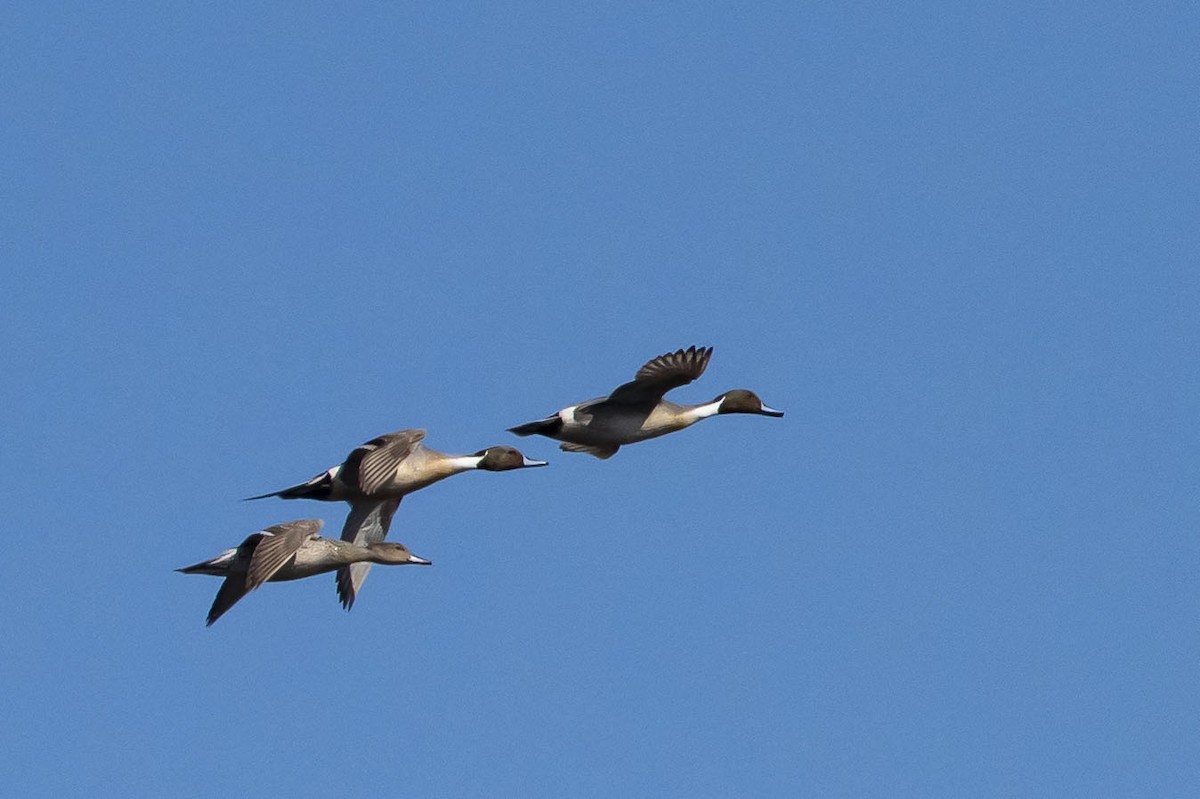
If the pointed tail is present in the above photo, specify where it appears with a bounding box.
[507,416,562,437]
[243,470,335,501]
[176,561,221,576]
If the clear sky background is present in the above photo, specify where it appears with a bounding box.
[2,3,1197,796]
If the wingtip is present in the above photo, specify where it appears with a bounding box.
[336,571,357,611]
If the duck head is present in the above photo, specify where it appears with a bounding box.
[714,389,784,417]
[473,446,549,471]
[367,542,432,565]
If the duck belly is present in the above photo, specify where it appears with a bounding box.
[560,404,682,446]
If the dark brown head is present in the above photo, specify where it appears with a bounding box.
[473,446,549,471]
[714,389,784,417]
[366,541,432,565]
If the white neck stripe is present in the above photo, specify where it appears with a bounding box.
[688,399,723,421]
[445,454,485,472]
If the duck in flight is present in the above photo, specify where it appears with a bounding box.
[508,346,783,459]
[177,519,431,625]
[245,430,546,608]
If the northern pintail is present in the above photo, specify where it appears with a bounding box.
[245,429,545,607]
[177,519,431,626]
[508,346,783,459]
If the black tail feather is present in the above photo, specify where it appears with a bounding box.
[243,471,334,502]
[507,416,562,437]
[176,562,220,575]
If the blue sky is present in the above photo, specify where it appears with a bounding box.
[2,2,1197,796]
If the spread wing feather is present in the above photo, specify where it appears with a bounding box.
[606,346,713,405]
[335,498,402,609]
[559,442,620,459]
[206,575,250,626]
[245,519,323,591]
[343,429,427,496]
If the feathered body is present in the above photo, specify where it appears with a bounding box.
[178,520,430,625]
[509,346,783,459]
[245,430,544,608]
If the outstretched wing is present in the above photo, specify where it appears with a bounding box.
[341,429,427,496]
[559,442,620,459]
[336,497,402,609]
[605,346,713,405]
[245,519,324,591]
[338,498,402,548]
[206,575,250,626]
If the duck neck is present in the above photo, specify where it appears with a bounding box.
[361,547,396,566]
[442,454,485,475]
[335,542,378,565]
[682,399,723,425]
